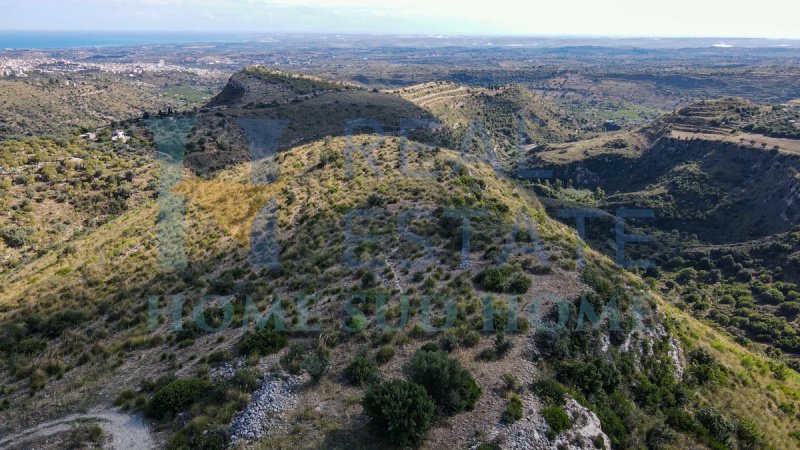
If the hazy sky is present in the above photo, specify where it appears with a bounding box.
[1,0,798,39]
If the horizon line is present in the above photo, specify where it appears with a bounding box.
[2,30,800,41]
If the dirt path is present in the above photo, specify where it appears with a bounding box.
[0,410,154,450]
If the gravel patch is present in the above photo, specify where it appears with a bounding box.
[482,396,609,450]
[228,373,303,446]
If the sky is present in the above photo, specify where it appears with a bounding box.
[0,0,799,39]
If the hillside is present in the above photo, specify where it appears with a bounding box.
[1,129,798,449]
[186,67,447,174]
[394,82,582,170]
[529,97,800,242]
[0,72,225,140]
[522,97,800,370]
[0,128,156,273]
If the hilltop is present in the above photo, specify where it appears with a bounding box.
[186,67,446,174]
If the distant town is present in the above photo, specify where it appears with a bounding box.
[0,57,224,78]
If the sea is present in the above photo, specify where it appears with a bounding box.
[0,31,250,50]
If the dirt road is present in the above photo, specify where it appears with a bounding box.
[0,410,154,450]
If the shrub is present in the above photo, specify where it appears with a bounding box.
[502,373,521,393]
[405,349,481,414]
[191,427,227,450]
[687,348,726,386]
[531,379,566,406]
[474,266,531,294]
[665,408,696,432]
[68,424,104,448]
[778,301,800,318]
[345,356,380,386]
[206,350,230,366]
[238,328,287,357]
[363,380,436,448]
[502,394,523,423]
[375,346,395,364]
[16,338,47,356]
[440,330,460,352]
[461,330,481,347]
[232,368,261,392]
[645,424,675,449]
[302,350,329,384]
[760,288,785,304]
[476,332,513,361]
[736,416,767,448]
[147,378,210,419]
[494,332,513,357]
[557,358,621,397]
[476,443,501,450]
[114,389,135,407]
[696,406,735,446]
[542,406,572,437]
[476,348,497,361]
[419,342,439,352]
[43,309,87,337]
[280,344,306,374]
[0,226,33,248]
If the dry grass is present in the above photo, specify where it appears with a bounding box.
[663,300,800,449]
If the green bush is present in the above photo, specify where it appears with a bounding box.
[476,443,501,450]
[696,406,735,446]
[405,349,481,414]
[687,348,726,386]
[542,406,572,437]
[736,416,767,448]
[363,380,436,448]
[665,408,696,432]
[345,356,380,386]
[375,346,395,364]
[502,395,523,423]
[114,389,135,407]
[238,328,287,357]
[461,330,481,347]
[474,266,531,294]
[494,332,512,357]
[146,378,210,419]
[531,379,566,406]
[645,424,675,449]
[191,427,227,450]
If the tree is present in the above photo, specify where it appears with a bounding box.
[362,380,436,448]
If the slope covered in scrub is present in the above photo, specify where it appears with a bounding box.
[1,133,797,448]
